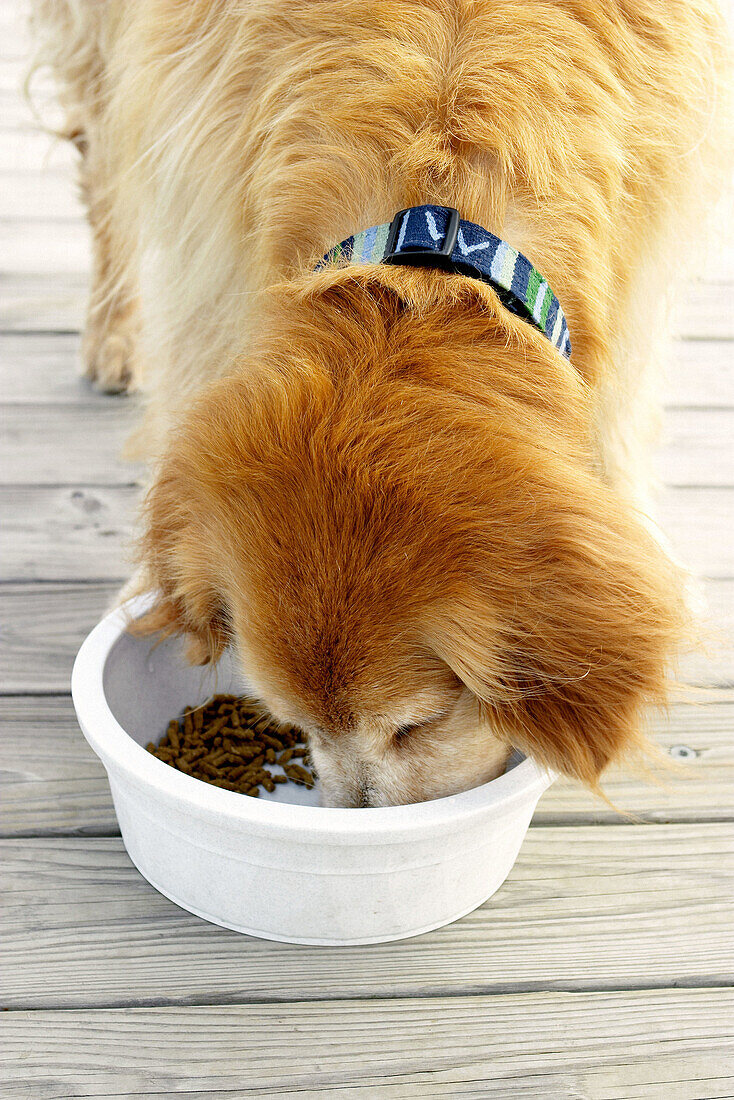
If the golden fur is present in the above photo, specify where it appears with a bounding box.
[32,0,729,805]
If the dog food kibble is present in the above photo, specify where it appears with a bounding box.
[146,694,316,796]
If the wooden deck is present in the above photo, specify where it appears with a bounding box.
[2,3,733,1096]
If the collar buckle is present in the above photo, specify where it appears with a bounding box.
[383,206,460,271]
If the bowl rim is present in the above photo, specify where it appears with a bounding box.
[71,593,554,841]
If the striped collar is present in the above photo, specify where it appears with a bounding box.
[317,204,571,359]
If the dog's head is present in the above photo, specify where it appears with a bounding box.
[135,268,686,806]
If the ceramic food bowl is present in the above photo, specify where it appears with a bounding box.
[71,594,554,945]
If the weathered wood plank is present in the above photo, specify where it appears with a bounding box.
[0,273,87,331]
[2,695,733,836]
[2,332,731,407]
[1,484,730,583]
[657,487,734,578]
[0,485,139,582]
[0,168,82,219]
[654,408,734,487]
[0,402,729,487]
[0,333,106,403]
[0,695,115,836]
[0,217,90,273]
[0,1,29,62]
[0,124,77,173]
[0,3,731,1089]
[2,270,732,338]
[0,579,731,693]
[1,989,734,1098]
[664,339,734,407]
[0,582,119,693]
[538,698,734,823]
[0,404,143,485]
[673,283,734,340]
[2,826,732,1008]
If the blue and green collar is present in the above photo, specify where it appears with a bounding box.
[317,204,571,359]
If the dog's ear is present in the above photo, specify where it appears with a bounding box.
[425,476,688,788]
[130,451,230,666]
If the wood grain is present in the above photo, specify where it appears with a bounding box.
[2,331,732,406]
[653,408,734,488]
[0,404,143,485]
[0,695,114,836]
[1,580,731,693]
[656,487,734,578]
[0,581,119,693]
[665,339,734,408]
[1,276,732,339]
[0,332,100,402]
[2,826,732,1009]
[2,989,733,1098]
[3,1,733,1090]
[0,273,87,332]
[2,695,733,836]
[673,283,734,340]
[0,484,730,583]
[0,216,90,273]
[0,168,83,219]
[0,402,729,487]
[0,485,138,582]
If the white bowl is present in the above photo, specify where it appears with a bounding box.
[71,594,554,945]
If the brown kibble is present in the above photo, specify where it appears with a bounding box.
[257,733,281,750]
[284,763,316,788]
[181,745,206,764]
[146,695,313,799]
[199,761,221,779]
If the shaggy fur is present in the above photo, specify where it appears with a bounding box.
[32,0,729,806]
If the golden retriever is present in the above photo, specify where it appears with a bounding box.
[32,0,729,806]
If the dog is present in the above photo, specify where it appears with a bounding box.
[32,0,729,806]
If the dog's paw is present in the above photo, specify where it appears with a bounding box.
[82,325,138,395]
